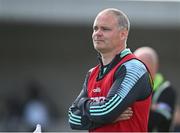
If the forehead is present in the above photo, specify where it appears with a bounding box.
[93,12,118,27]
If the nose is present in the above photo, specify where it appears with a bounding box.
[93,29,103,38]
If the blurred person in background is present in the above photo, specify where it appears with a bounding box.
[22,79,60,132]
[68,8,153,132]
[0,92,23,131]
[134,46,177,132]
[173,105,180,131]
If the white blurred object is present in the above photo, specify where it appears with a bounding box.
[24,100,49,126]
[33,124,42,133]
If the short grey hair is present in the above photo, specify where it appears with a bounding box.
[103,8,130,31]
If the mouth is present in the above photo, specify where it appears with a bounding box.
[94,40,104,42]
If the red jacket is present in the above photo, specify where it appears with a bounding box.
[88,54,152,132]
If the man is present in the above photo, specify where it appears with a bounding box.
[68,8,153,132]
[134,46,177,132]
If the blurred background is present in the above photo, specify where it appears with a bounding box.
[0,0,180,131]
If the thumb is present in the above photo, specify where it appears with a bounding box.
[33,124,41,133]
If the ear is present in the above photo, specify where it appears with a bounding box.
[119,29,128,41]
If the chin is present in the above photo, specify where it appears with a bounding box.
[94,44,106,52]
[95,47,106,53]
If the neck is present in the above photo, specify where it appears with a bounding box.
[101,53,115,65]
[101,47,126,65]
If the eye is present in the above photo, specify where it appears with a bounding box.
[93,26,98,31]
[102,27,110,31]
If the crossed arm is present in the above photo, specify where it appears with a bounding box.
[68,60,152,130]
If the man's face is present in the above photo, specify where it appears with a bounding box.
[92,12,122,54]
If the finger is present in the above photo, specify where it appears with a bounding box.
[115,113,133,122]
[119,113,133,118]
[123,110,133,114]
[118,116,131,121]
[127,107,132,110]
[114,116,131,122]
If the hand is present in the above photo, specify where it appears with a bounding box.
[151,103,158,111]
[113,107,133,123]
[33,124,42,133]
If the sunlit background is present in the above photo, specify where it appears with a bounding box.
[0,0,180,131]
